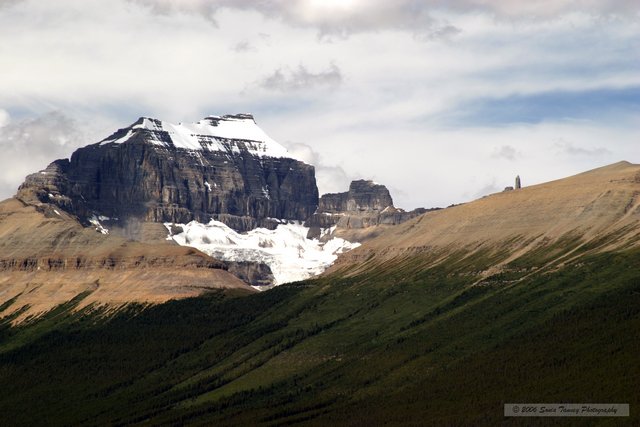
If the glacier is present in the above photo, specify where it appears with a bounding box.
[165,220,360,287]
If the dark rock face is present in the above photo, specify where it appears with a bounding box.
[305,180,428,239]
[224,261,274,287]
[318,180,393,213]
[18,116,319,232]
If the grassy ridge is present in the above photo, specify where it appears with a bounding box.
[0,246,639,426]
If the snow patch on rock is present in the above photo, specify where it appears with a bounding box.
[89,215,109,234]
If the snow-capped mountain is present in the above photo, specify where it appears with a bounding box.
[16,113,358,286]
[16,113,424,287]
[18,113,319,233]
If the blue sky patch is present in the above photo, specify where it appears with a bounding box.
[448,86,640,127]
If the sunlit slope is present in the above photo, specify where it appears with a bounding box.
[0,198,253,320]
[332,161,640,275]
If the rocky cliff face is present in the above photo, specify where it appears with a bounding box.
[319,180,393,213]
[305,180,429,239]
[17,114,318,232]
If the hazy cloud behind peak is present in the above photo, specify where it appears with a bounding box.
[0,112,85,197]
[259,64,343,92]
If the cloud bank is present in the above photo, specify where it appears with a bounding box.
[0,0,638,208]
[130,0,640,35]
[259,64,342,92]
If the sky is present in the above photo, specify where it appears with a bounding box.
[0,0,638,210]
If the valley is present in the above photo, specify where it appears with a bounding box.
[1,231,638,425]
[3,2,638,425]
[0,115,638,425]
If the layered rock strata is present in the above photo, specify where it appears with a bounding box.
[0,198,254,321]
[17,114,318,233]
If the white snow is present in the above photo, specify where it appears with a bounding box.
[320,225,337,239]
[101,114,291,159]
[106,129,134,145]
[165,220,360,286]
[204,181,212,191]
[89,215,109,235]
[53,209,61,216]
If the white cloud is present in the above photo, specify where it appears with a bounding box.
[414,24,462,42]
[554,139,612,157]
[268,115,636,210]
[0,0,20,8]
[232,40,255,52]
[0,112,86,200]
[286,142,320,165]
[284,142,352,195]
[474,178,501,199]
[492,145,518,161]
[259,64,342,92]
[128,0,640,36]
[0,109,9,127]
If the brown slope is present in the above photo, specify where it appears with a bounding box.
[0,198,254,321]
[330,161,640,275]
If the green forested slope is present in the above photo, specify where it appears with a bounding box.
[0,245,638,426]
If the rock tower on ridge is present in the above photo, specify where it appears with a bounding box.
[305,180,428,239]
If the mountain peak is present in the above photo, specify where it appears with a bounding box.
[100,114,288,158]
